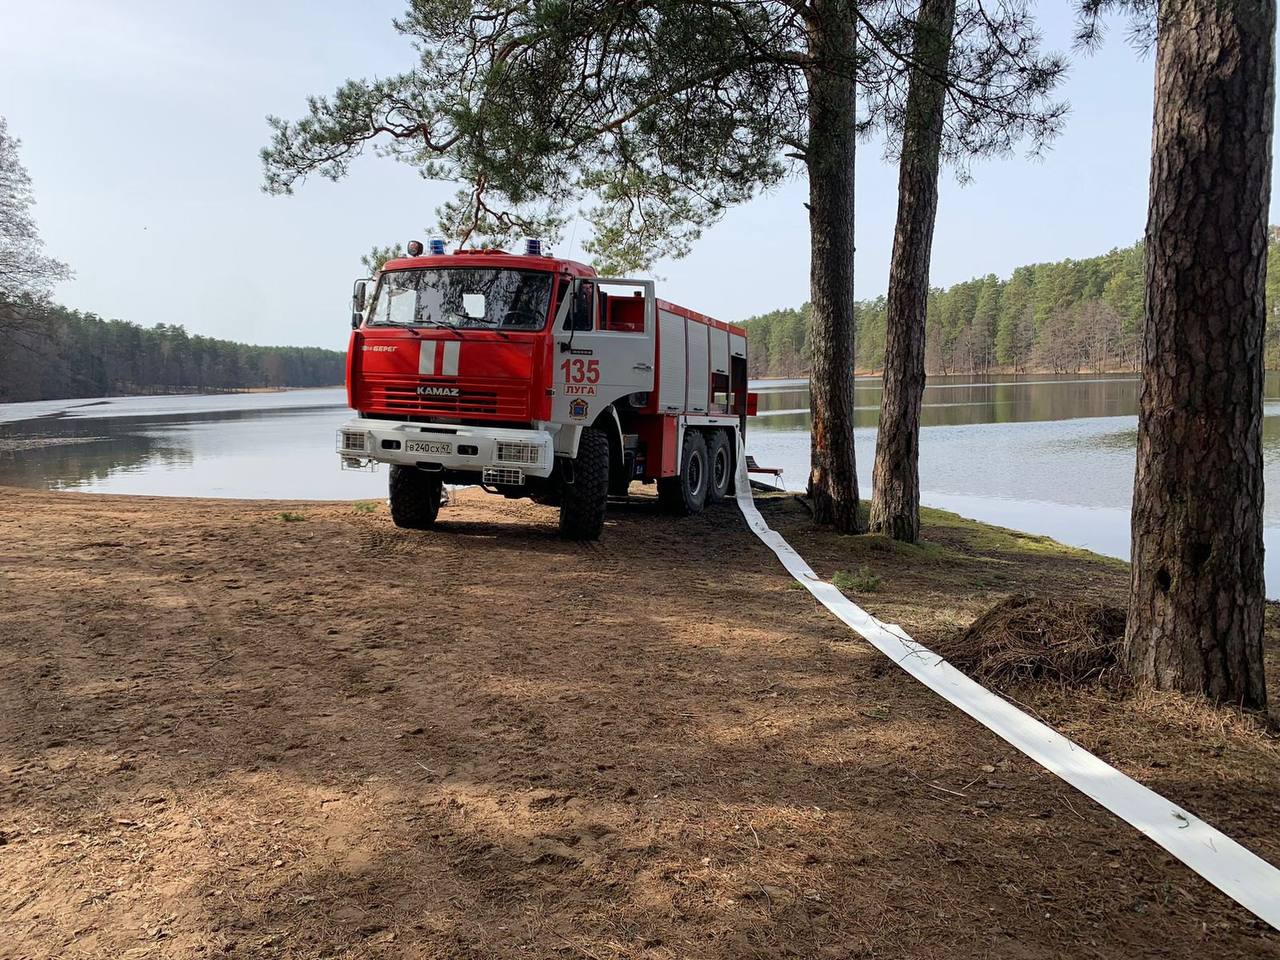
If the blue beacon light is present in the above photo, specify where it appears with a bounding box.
[525,238,543,256]
[428,238,446,255]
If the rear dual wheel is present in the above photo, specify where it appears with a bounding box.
[707,430,733,503]
[659,430,710,515]
[659,429,734,515]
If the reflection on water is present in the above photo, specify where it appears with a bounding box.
[0,389,385,500]
[4,375,1280,595]
[747,372,1280,597]
[753,372,1143,429]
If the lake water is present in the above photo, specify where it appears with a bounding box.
[4,375,1280,595]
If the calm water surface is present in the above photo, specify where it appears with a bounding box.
[4,375,1280,595]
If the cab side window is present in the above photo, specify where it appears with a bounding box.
[561,280,595,331]
[558,279,648,333]
[558,280,596,332]
[560,280,593,332]
[606,292,646,332]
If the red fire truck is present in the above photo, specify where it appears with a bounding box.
[337,239,753,540]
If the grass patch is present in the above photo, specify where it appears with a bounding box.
[352,501,378,514]
[920,505,1125,566]
[277,511,307,522]
[861,531,948,562]
[833,565,881,594]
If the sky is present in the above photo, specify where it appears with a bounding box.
[0,1,1267,352]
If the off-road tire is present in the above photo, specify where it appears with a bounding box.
[707,429,733,503]
[558,428,609,540]
[389,465,443,530]
[658,429,709,516]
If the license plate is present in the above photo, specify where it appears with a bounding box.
[405,439,453,456]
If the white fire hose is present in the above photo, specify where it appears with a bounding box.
[733,432,1280,930]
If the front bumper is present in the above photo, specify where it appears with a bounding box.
[336,418,555,481]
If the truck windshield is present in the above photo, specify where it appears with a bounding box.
[367,268,554,331]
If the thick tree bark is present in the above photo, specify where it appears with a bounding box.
[868,0,956,543]
[805,1,862,533]
[1127,0,1273,709]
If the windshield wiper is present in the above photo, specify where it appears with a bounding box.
[380,319,421,336]
[414,317,464,338]
[443,314,515,338]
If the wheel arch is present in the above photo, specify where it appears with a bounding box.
[592,405,626,480]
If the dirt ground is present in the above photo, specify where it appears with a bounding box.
[1,484,1277,959]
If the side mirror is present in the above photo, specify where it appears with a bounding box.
[351,278,370,329]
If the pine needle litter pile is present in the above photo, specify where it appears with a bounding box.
[935,594,1127,688]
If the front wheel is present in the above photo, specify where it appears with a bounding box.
[658,429,709,516]
[389,466,443,530]
[558,428,609,540]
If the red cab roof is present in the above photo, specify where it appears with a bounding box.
[376,250,745,338]
[379,250,597,278]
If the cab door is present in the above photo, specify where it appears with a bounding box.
[550,278,655,426]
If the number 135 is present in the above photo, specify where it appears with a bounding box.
[561,359,600,384]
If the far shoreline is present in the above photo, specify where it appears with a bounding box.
[0,383,344,407]
[750,368,1145,385]
[3,371,1155,405]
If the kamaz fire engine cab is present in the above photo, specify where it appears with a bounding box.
[337,238,753,540]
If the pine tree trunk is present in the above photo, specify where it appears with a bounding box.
[868,0,956,543]
[805,1,862,532]
[1127,0,1273,709]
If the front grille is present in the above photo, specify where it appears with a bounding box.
[496,440,541,465]
[363,376,529,419]
[483,467,524,486]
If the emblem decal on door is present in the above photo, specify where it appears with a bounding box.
[569,398,589,420]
